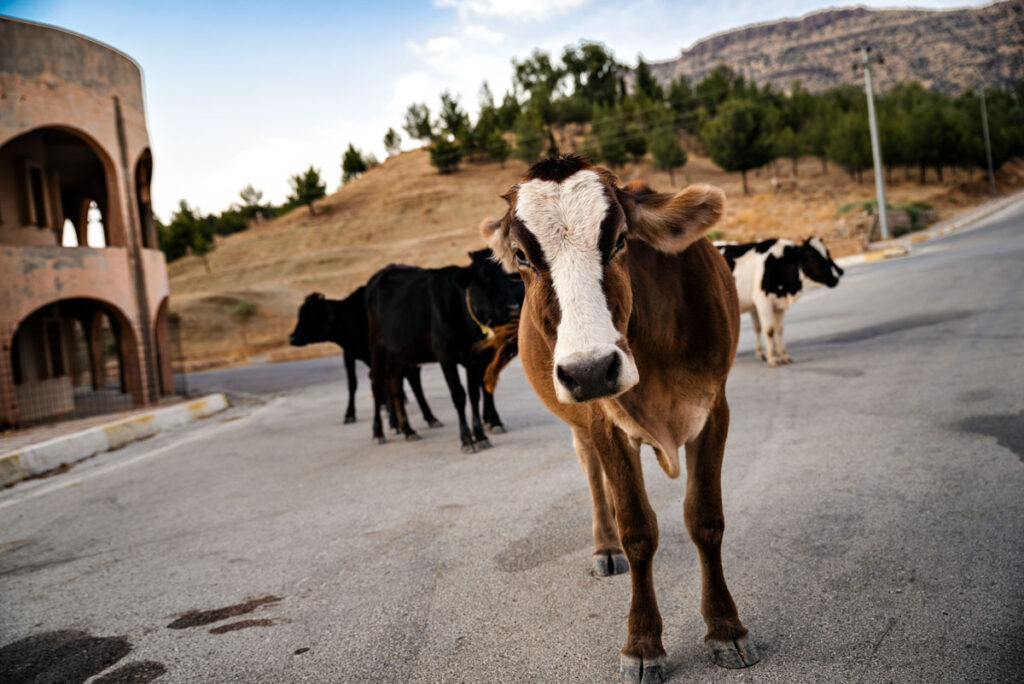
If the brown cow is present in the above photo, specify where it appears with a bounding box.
[481,155,758,682]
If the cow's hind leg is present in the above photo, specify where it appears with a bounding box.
[684,393,758,669]
[388,367,420,441]
[342,352,358,423]
[407,366,442,428]
[772,309,792,364]
[591,418,666,683]
[573,428,627,577]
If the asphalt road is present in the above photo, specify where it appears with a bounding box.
[1,201,1022,683]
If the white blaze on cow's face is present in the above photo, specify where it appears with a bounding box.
[514,170,640,404]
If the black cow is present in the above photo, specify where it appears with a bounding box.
[365,248,522,452]
[289,287,441,428]
[715,237,843,365]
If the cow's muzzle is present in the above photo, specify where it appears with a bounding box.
[554,346,637,403]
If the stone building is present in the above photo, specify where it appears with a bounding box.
[0,17,173,428]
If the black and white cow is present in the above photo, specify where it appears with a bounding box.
[716,237,843,366]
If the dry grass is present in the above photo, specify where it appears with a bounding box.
[168,148,1008,366]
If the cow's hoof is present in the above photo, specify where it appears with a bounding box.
[344,415,356,424]
[486,423,507,434]
[427,419,444,428]
[767,360,779,368]
[404,433,422,442]
[460,443,479,454]
[619,654,666,683]
[374,436,387,445]
[593,551,629,577]
[781,357,794,365]
[390,426,402,435]
[474,438,492,450]
[707,634,759,669]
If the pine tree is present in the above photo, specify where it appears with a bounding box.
[287,166,326,215]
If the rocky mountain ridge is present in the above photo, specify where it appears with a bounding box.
[645,1,1023,94]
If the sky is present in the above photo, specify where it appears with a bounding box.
[2,0,991,218]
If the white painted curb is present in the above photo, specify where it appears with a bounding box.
[0,394,228,487]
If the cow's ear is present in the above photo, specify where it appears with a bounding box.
[479,213,516,273]
[453,268,473,289]
[617,183,724,253]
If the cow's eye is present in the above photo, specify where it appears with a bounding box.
[515,248,531,268]
[612,233,627,256]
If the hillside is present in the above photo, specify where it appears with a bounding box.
[644,1,1023,94]
[168,148,1003,367]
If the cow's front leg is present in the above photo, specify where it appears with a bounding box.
[388,368,419,441]
[342,352,358,423]
[772,309,792,364]
[465,363,491,449]
[572,428,627,576]
[591,418,665,683]
[438,359,476,453]
[748,310,767,362]
[684,393,758,669]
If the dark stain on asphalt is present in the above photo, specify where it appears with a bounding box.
[208,619,275,634]
[960,411,1024,462]
[294,647,310,655]
[0,630,133,683]
[494,503,590,572]
[94,661,167,683]
[816,311,974,345]
[167,595,282,629]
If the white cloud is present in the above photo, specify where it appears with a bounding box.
[435,0,591,23]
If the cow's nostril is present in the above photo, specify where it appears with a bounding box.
[604,353,620,384]
[556,365,579,393]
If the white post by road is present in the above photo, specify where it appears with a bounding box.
[861,45,890,241]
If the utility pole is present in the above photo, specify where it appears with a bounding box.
[979,88,996,195]
[857,45,890,240]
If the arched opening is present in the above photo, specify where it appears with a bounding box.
[135,149,156,249]
[9,298,141,425]
[0,126,122,247]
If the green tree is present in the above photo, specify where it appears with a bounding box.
[633,55,663,101]
[429,135,462,174]
[667,75,697,130]
[403,102,433,142]
[484,128,510,167]
[513,109,546,162]
[239,184,262,209]
[825,109,872,183]
[700,97,777,194]
[649,129,687,185]
[624,121,647,163]
[287,166,327,215]
[593,106,628,168]
[383,127,401,156]
[772,126,803,176]
[341,143,369,184]
[157,199,215,269]
[561,41,622,108]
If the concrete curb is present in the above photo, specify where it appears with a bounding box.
[835,189,1024,268]
[0,394,229,487]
